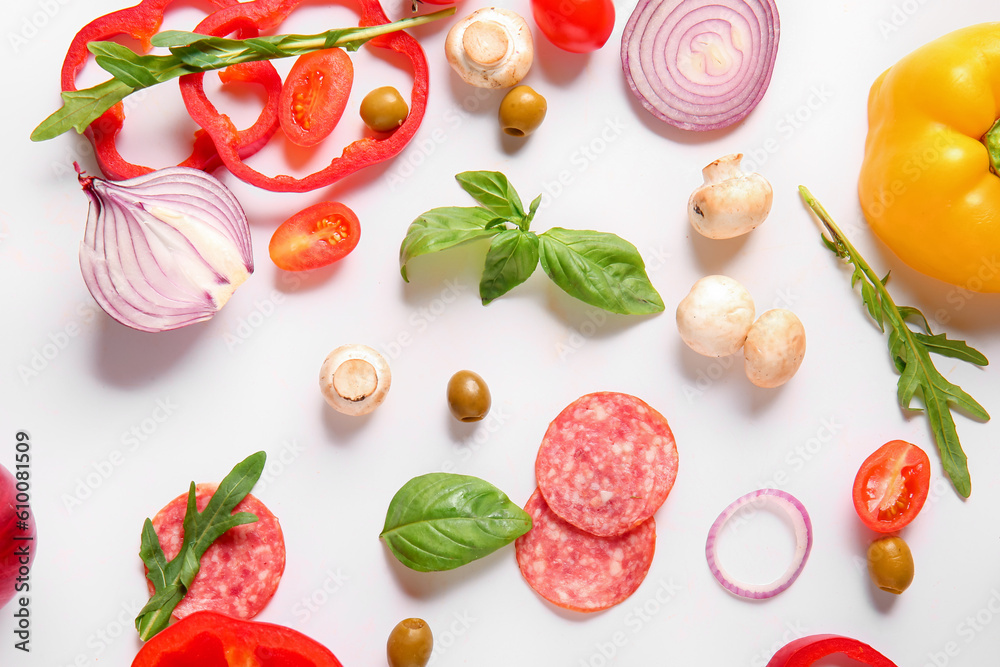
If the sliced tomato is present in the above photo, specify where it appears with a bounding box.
[852,440,931,533]
[278,48,354,147]
[131,611,342,667]
[269,202,361,271]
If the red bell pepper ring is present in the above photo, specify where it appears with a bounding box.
[59,0,281,181]
[131,610,343,666]
[180,0,429,193]
[766,634,899,667]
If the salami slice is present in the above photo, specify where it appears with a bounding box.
[535,392,678,537]
[147,483,285,620]
[515,489,655,612]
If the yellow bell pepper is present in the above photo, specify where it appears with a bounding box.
[858,23,1000,292]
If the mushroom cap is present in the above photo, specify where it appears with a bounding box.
[743,309,806,388]
[688,153,773,240]
[445,8,533,89]
[319,344,391,416]
[676,275,755,357]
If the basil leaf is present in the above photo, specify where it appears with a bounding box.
[399,207,501,281]
[136,451,265,641]
[380,473,532,572]
[480,231,539,304]
[455,171,525,222]
[537,228,665,315]
[525,194,542,228]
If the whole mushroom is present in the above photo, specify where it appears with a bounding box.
[445,8,533,89]
[319,344,391,416]
[676,275,755,357]
[743,309,806,388]
[688,154,773,239]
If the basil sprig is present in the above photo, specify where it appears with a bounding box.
[380,473,532,572]
[400,171,665,315]
[135,451,266,641]
[800,187,989,498]
[31,9,455,142]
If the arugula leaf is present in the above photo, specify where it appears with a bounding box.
[380,473,532,572]
[800,186,990,498]
[399,207,502,282]
[135,451,266,641]
[538,228,665,315]
[480,230,539,304]
[32,9,455,141]
[455,171,525,223]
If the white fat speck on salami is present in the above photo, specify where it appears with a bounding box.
[515,489,655,612]
[535,392,678,537]
[147,483,285,620]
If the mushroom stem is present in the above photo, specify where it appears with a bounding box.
[463,20,510,66]
[333,358,378,402]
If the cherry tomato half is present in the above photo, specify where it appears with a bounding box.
[278,48,354,147]
[531,0,615,53]
[852,440,931,533]
[269,202,361,271]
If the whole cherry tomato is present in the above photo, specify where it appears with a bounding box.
[852,440,931,533]
[269,202,361,271]
[531,0,615,53]
[278,48,354,147]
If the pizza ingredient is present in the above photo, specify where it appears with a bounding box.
[766,635,899,667]
[515,489,655,612]
[446,370,492,422]
[380,473,532,572]
[360,86,409,133]
[535,392,678,537]
[131,610,343,667]
[852,440,930,533]
[319,345,391,416]
[676,275,755,357]
[400,171,664,315]
[743,309,806,388]
[531,0,615,53]
[705,488,812,599]
[136,452,266,641]
[800,187,990,498]
[866,536,914,595]
[269,202,361,271]
[0,461,35,610]
[76,165,253,333]
[147,483,284,621]
[444,8,533,88]
[858,23,1000,291]
[32,7,454,141]
[279,48,354,147]
[688,154,773,239]
[621,0,780,131]
[386,618,433,667]
[498,85,547,137]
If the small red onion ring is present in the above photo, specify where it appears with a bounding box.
[705,488,812,599]
[621,0,780,131]
[77,166,254,333]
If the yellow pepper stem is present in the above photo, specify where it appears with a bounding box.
[985,118,1000,176]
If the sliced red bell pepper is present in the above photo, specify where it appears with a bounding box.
[179,0,429,193]
[59,0,281,181]
[766,634,898,667]
[131,611,343,667]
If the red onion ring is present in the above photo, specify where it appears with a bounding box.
[77,166,254,333]
[621,0,780,131]
[705,488,812,599]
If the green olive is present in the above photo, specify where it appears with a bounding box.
[498,85,547,137]
[447,370,491,422]
[386,617,433,667]
[360,86,409,133]
[867,536,914,594]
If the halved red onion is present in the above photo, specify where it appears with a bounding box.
[705,488,812,599]
[77,166,254,333]
[621,0,780,131]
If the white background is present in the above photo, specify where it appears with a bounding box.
[2,0,1000,665]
